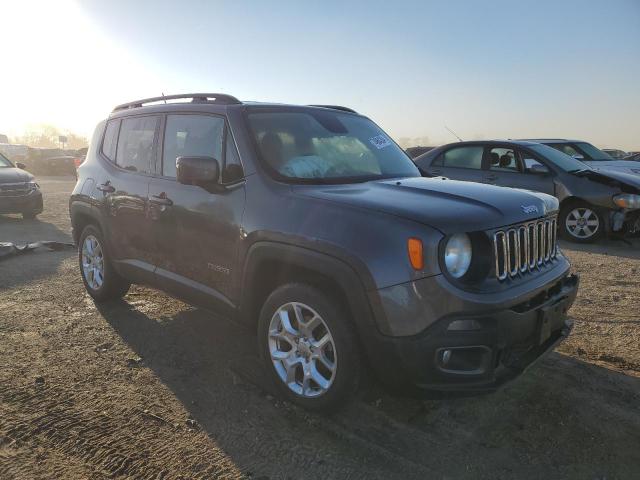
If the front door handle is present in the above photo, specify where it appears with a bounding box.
[97,181,115,193]
[150,193,173,206]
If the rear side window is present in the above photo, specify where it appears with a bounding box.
[442,146,484,169]
[102,120,120,162]
[162,114,224,178]
[116,116,158,174]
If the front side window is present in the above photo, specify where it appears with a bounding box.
[487,147,522,172]
[116,116,158,174]
[162,114,225,178]
[247,109,419,183]
[442,146,484,169]
[550,143,582,159]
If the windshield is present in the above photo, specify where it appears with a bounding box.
[575,142,614,161]
[0,153,13,168]
[530,144,591,172]
[247,109,420,183]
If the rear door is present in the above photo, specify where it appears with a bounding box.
[97,115,159,282]
[427,145,486,183]
[483,145,555,195]
[148,113,246,314]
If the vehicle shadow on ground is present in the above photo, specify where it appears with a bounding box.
[560,237,640,260]
[0,215,72,244]
[96,297,640,479]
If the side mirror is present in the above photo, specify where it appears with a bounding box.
[529,163,550,174]
[176,156,220,187]
[16,162,26,169]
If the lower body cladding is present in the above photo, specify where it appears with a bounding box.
[0,191,43,215]
[366,263,579,394]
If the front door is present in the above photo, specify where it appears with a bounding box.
[483,146,555,195]
[148,113,246,314]
[97,116,159,283]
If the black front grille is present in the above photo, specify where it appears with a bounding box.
[493,216,558,281]
[0,183,30,197]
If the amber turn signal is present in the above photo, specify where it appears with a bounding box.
[407,238,424,270]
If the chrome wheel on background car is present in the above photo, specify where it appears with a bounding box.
[268,302,337,397]
[565,207,600,240]
[81,235,104,290]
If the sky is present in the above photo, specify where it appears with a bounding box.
[1,0,639,149]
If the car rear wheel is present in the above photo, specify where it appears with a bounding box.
[560,201,604,243]
[258,283,361,411]
[78,225,130,302]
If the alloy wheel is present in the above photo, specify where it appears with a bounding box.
[268,302,337,397]
[81,235,104,290]
[565,207,600,239]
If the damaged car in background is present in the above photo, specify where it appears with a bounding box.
[415,140,640,243]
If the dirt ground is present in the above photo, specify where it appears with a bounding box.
[1,177,639,479]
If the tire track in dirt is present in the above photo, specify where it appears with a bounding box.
[0,382,245,480]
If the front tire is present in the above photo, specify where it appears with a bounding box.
[78,225,130,302]
[560,201,604,243]
[258,283,362,412]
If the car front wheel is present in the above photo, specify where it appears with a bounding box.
[258,283,361,411]
[560,201,604,243]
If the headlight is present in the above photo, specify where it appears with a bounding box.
[444,233,472,278]
[613,193,640,209]
[26,181,39,191]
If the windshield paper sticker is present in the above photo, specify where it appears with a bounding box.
[369,134,392,150]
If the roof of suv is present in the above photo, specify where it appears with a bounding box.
[111,93,358,115]
[516,139,585,144]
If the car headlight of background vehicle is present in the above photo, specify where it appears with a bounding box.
[444,233,472,278]
[26,181,39,191]
[613,193,640,209]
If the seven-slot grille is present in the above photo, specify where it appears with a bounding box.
[493,216,558,281]
[0,183,30,197]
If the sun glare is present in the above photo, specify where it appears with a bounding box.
[0,0,156,138]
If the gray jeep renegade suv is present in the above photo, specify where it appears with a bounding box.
[70,93,579,411]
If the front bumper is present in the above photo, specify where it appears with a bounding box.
[365,268,579,393]
[0,190,43,214]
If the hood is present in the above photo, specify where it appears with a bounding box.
[292,177,558,234]
[584,160,640,175]
[0,167,32,184]
[573,167,640,191]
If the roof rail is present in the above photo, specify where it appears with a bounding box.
[308,104,357,114]
[113,93,241,112]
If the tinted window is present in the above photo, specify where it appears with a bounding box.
[488,147,521,172]
[116,116,158,173]
[550,143,582,158]
[163,114,224,178]
[442,146,484,169]
[574,142,613,161]
[102,120,120,162]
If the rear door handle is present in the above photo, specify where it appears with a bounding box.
[97,181,115,193]
[150,193,173,206]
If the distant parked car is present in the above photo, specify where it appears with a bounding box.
[524,139,640,176]
[0,152,43,219]
[0,134,8,144]
[405,146,435,159]
[602,149,629,159]
[22,148,78,176]
[415,140,640,243]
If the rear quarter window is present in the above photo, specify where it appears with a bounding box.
[102,120,120,162]
[442,146,484,169]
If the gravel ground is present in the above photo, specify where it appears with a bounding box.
[1,177,639,479]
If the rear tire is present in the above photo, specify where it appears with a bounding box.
[258,283,362,412]
[78,225,130,302]
[559,201,604,243]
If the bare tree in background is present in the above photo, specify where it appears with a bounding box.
[11,124,88,149]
